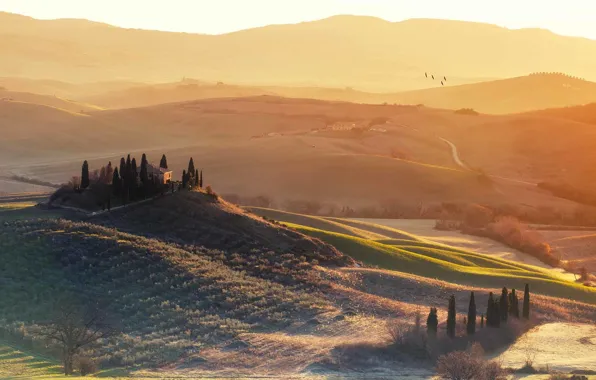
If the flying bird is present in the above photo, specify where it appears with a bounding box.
[444,76,447,81]
[425,72,428,78]
[441,81,444,86]
[432,75,435,80]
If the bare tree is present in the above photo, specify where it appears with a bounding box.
[42,302,117,375]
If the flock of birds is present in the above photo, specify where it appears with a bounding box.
[425,72,447,86]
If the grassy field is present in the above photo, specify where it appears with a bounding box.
[248,208,596,304]
[0,342,130,379]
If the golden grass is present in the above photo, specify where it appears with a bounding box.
[0,202,36,212]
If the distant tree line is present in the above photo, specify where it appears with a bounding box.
[529,72,585,81]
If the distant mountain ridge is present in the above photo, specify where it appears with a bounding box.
[2,12,596,91]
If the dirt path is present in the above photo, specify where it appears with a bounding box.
[439,137,468,169]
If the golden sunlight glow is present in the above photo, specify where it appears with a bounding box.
[1,0,596,39]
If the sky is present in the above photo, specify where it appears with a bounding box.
[2,0,596,39]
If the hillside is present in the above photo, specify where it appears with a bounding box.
[0,76,147,99]
[1,96,589,213]
[0,89,101,113]
[0,191,354,375]
[389,73,596,114]
[528,102,596,125]
[82,81,278,109]
[247,208,596,303]
[2,12,596,91]
[82,73,596,114]
[2,193,596,377]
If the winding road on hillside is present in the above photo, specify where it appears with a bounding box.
[439,137,468,169]
[438,135,537,186]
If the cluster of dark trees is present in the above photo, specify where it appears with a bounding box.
[427,284,531,338]
[73,154,177,210]
[111,153,165,204]
[75,154,206,210]
[181,157,203,190]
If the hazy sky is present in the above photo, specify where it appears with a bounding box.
[2,0,596,39]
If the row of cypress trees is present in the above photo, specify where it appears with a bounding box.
[427,284,531,338]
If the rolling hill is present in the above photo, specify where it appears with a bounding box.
[1,95,589,213]
[247,207,596,303]
[528,102,596,125]
[81,73,596,114]
[0,89,101,113]
[2,12,596,91]
[389,73,596,114]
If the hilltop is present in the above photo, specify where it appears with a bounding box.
[2,12,596,90]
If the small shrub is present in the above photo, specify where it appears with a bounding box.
[76,356,97,376]
[387,321,428,358]
[463,204,494,228]
[454,108,479,116]
[549,374,569,380]
[435,219,460,231]
[436,344,506,380]
[205,185,218,198]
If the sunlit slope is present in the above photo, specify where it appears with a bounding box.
[292,223,596,303]
[248,208,596,303]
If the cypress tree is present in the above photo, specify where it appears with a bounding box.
[426,307,438,337]
[119,157,126,183]
[523,284,530,319]
[140,153,149,185]
[467,291,476,335]
[487,292,495,327]
[131,158,138,182]
[81,160,90,189]
[509,289,520,318]
[188,158,195,179]
[112,168,120,196]
[195,169,199,187]
[106,162,113,184]
[199,170,203,188]
[131,158,138,198]
[447,295,456,338]
[500,287,509,322]
[124,155,132,203]
[494,299,501,328]
[160,154,168,169]
[182,170,187,188]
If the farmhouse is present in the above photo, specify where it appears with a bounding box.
[141,163,172,184]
